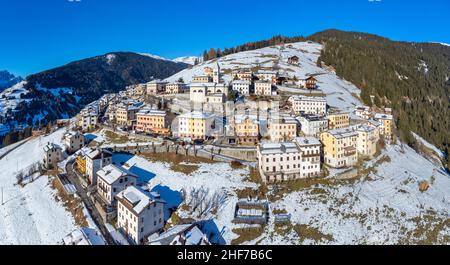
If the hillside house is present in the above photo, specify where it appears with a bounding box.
[97,164,137,206]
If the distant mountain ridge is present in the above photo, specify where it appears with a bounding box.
[0,71,23,92]
[1,52,188,131]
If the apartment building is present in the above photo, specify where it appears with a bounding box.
[288,95,327,115]
[80,113,98,131]
[327,112,350,130]
[356,124,379,158]
[165,82,187,94]
[135,109,168,134]
[232,70,253,82]
[97,164,137,206]
[231,80,251,95]
[320,127,358,168]
[116,186,165,245]
[234,114,259,146]
[255,70,278,84]
[192,75,213,83]
[257,142,302,182]
[146,80,168,95]
[43,142,62,169]
[115,104,140,127]
[63,131,85,153]
[294,137,321,178]
[177,111,216,140]
[355,106,371,120]
[254,81,272,96]
[86,148,113,185]
[268,115,297,142]
[374,113,394,139]
[297,115,328,137]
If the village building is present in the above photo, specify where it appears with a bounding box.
[135,109,168,135]
[97,164,137,206]
[255,70,278,84]
[206,93,225,104]
[305,76,318,89]
[254,81,272,96]
[297,115,328,137]
[63,131,85,153]
[192,75,213,83]
[148,223,210,245]
[146,80,168,95]
[116,104,140,127]
[234,114,259,146]
[231,80,252,95]
[43,142,62,169]
[165,82,187,94]
[374,113,394,139]
[327,112,350,130]
[86,148,113,185]
[177,111,216,140]
[232,70,253,82]
[116,186,165,245]
[294,137,321,178]
[268,115,298,142]
[257,142,302,182]
[62,228,106,245]
[356,124,379,158]
[203,66,214,77]
[355,106,371,120]
[288,55,299,65]
[189,83,228,103]
[320,127,358,168]
[80,112,98,131]
[288,95,327,115]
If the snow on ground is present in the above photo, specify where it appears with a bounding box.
[164,41,362,113]
[260,142,450,245]
[412,132,445,158]
[0,129,77,244]
[112,153,257,244]
[173,56,201,65]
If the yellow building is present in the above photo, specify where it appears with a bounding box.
[374,113,394,139]
[327,112,350,130]
[234,115,259,145]
[75,154,87,175]
[320,127,358,168]
[136,109,169,134]
[268,115,297,142]
[116,105,140,126]
[178,111,215,140]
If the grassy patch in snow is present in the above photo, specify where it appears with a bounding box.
[293,224,334,244]
[231,226,264,245]
[142,152,215,175]
[104,131,132,144]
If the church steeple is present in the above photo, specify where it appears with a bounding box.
[213,62,221,83]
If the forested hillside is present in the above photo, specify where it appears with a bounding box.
[309,29,450,168]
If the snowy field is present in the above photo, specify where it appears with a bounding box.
[0,129,78,244]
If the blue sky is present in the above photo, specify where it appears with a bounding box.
[1,0,449,76]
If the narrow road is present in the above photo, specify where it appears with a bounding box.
[64,161,116,245]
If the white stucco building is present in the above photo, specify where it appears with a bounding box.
[289,95,327,115]
[97,164,137,206]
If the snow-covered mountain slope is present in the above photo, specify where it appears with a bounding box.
[173,56,201,65]
[0,70,23,92]
[0,129,77,244]
[165,42,362,113]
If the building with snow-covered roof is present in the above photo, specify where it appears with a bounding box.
[374,113,394,139]
[177,111,216,140]
[146,79,168,95]
[165,82,187,94]
[116,186,165,245]
[327,112,350,130]
[63,131,85,153]
[234,114,260,145]
[354,106,371,120]
[289,95,327,115]
[294,137,321,178]
[257,142,302,182]
[297,114,328,137]
[135,108,168,134]
[255,70,278,84]
[231,80,251,95]
[86,148,113,185]
[43,142,62,169]
[356,124,379,158]
[62,228,106,245]
[97,164,137,206]
[148,224,210,245]
[320,127,358,168]
[80,112,98,131]
[189,83,228,103]
[116,104,140,127]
